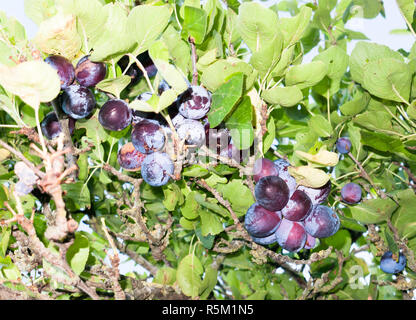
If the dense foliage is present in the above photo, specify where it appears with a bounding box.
[0,0,416,300]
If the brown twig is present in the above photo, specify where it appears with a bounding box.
[189,36,198,86]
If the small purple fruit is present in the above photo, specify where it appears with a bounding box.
[244,203,282,238]
[44,55,75,89]
[255,176,290,212]
[297,181,332,205]
[251,233,277,245]
[304,233,317,250]
[380,251,406,274]
[61,84,96,119]
[178,86,211,120]
[341,182,362,204]
[176,119,206,147]
[274,219,307,252]
[281,190,312,221]
[98,99,132,131]
[41,112,75,140]
[336,137,352,154]
[303,205,340,238]
[132,119,165,154]
[274,159,297,195]
[117,142,146,171]
[253,158,278,183]
[75,55,107,87]
[141,152,174,187]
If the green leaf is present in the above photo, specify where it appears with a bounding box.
[199,265,218,300]
[362,58,412,103]
[207,72,244,128]
[309,114,333,137]
[396,0,415,24]
[154,267,176,285]
[349,42,404,85]
[183,6,207,45]
[66,233,90,275]
[392,189,416,238]
[277,6,313,48]
[96,75,131,99]
[237,2,279,53]
[285,61,328,89]
[182,192,200,220]
[0,60,61,109]
[225,96,254,150]
[61,182,91,211]
[177,254,204,298]
[262,86,303,107]
[313,46,349,80]
[339,90,370,116]
[263,115,276,154]
[350,198,398,224]
[201,57,255,92]
[216,179,255,216]
[0,227,10,257]
[127,4,173,56]
[200,210,224,236]
[149,41,188,94]
[24,0,57,25]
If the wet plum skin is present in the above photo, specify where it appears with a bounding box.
[117,142,146,171]
[303,205,340,238]
[178,86,211,120]
[98,99,132,131]
[131,119,165,154]
[61,84,96,119]
[44,55,75,89]
[274,219,307,252]
[341,182,362,204]
[380,251,406,274]
[75,55,107,87]
[281,190,312,222]
[253,158,278,183]
[336,137,352,154]
[41,112,75,139]
[244,203,282,238]
[297,181,332,205]
[141,152,174,187]
[255,175,290,212]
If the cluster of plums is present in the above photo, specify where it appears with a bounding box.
[245,158,339,252]
[39,52,218,187]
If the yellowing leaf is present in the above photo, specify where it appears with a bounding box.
[288,166,330,188]
[296,149,339,167]
[0,61,61,109]
[34,12,82,60]
[0,148,10,162]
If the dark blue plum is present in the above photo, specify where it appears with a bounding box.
[255,176,290,212]
[336,137,352,154]
[281,190,312,221]
[297,181,331,205]
[303,205,340,238]
[341,182,362,204]
[98,99,132,131]
[253,158,278,183]
[304,233,317,250]
[244,203,282,238]
[117,142,146,171]
[178,86,211,120]
[176,119,206,147]
[44,55,75,89]
[274,219,307,252]
[61,84,96,119]
[41,112,75,140]
[141,152,174,187]
[251,233,277,245]
[132,119,165,154]
[380,251,406,274]
[274,159,297,194]
[75,55,107,87]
